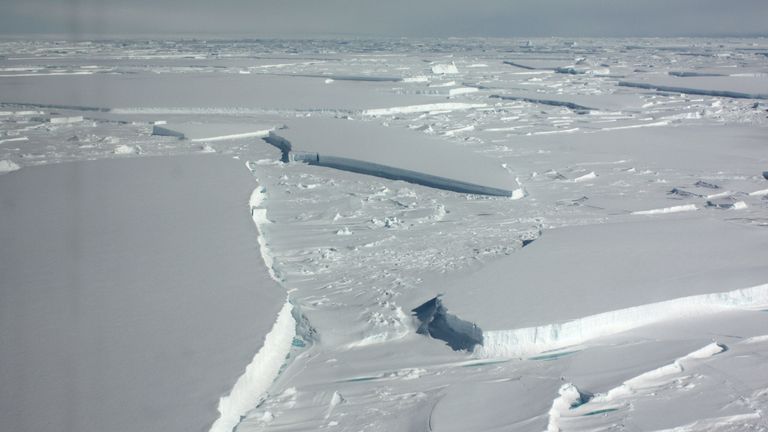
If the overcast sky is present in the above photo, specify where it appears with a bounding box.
[1,0,767,38]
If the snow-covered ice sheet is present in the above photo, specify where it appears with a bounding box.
[2,36,768,432]
[0,155,286,432]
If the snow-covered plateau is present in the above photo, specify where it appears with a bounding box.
[1,37,767,432]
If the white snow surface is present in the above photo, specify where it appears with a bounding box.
[0,155,285,432]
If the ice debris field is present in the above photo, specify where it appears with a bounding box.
[1,37,768,432]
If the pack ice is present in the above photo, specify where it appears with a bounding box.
[1,37,768,432]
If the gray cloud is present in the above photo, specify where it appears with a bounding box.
[1,0,766,38]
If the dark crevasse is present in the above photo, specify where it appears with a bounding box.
[412,296,483,352]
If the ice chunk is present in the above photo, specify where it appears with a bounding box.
[573,171,597,182]
[431,62,458,74]
[0,159,20,174]
[448,87,479,97]
[113,144,139,155]
[631,204,697,215]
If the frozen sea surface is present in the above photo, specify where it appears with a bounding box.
[1,37,768,432]
[0,155,285,432]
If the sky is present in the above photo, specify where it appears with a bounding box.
[1,0,767,38]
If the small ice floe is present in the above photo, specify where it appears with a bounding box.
[113,145,139,155]
[631,204,698,215]
[573,171,597,183]
[448,87,479,97]
[335,227,352,236]
[0,136,28,145]
[0,159,21,174]
[431,62,459,74]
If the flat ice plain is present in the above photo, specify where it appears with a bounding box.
[1,37,767,432]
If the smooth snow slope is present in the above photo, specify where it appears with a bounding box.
[0,155,285,432]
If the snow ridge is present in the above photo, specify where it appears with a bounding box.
[209,301,296,432]
[208,173,299,432]
[475,283,768,358]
